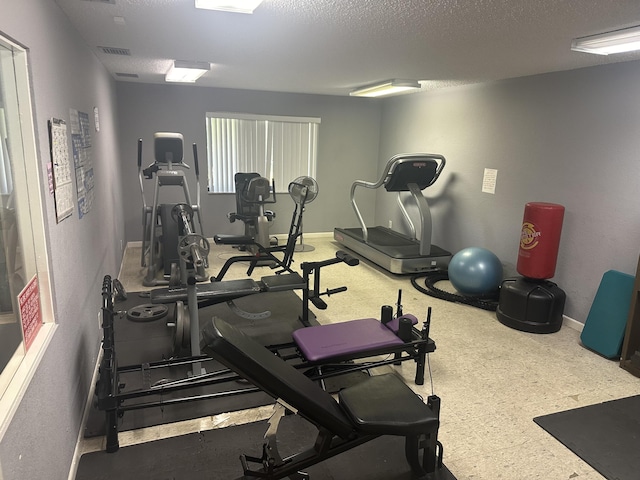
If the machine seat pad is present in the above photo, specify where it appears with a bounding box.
[339,373,439,436]
[214,234,254,245]
[292,318,404,362]
[261,273,305,292]
[150,278,261,303]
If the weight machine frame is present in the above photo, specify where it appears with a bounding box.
[95,254,435,453]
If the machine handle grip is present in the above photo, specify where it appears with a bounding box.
[192,143,199,177]
[137,139,143,169]
[326,286,347,296]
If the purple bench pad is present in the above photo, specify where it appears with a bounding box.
[292,317,415,362]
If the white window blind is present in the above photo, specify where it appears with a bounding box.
[206,112,320,193]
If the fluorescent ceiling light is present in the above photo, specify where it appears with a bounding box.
[571,25,640,55]
[349,79,421,98]
[195,0,263,14]
[165,60,210,83]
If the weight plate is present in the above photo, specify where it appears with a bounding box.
[127,303,169,322]
[171,203,193,225]
[172,301,191,354]
[181,305,191,349]
[226,300,271,320]
[112,278,127,301]
[172,301,184,353]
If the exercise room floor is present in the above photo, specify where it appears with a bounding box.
[76,235,640,479]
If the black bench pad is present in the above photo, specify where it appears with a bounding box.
[261,273,305,291]
[214,234,254,245]
[339,373,439,436]
[150,278,261,303]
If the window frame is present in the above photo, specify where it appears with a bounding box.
[0,32,56,440]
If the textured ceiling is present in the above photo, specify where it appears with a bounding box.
[55,0,640,96]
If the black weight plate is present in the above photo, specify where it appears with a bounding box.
[127,303,169,322]
[112,278,127,301]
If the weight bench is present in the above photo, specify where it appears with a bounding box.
[202,317,445,480]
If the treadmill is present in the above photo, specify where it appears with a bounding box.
[334,153,451,274]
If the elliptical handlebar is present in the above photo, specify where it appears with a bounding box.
[192,143,199,177]
[137,139,147,211]
[191,143,202,222]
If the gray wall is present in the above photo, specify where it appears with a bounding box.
[376,61,640,322]
[1,3,640,478]
[0,1,124,479]
[117,64,640,327]
[116,82,382,243]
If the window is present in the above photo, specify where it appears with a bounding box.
[0,33,55,436]
[206,112,320,193]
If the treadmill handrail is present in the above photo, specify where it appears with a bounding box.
[350,153,446,243]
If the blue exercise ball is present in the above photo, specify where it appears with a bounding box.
[448,247,503,295]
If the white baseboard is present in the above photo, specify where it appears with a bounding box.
[126,232,335,248]
[272,231,333,241]
[563,315,584,332]
[68,344,103,480]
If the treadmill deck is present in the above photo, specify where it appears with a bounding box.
[334,226,450,274]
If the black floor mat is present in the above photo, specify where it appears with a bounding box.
[77,414,456,480]
[85,290,316,438]
[534,395,640,480]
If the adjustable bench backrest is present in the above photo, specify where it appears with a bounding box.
[201,317,356,439]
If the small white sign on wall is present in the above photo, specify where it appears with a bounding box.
[482,168,498,194]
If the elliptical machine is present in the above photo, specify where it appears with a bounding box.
[138,132,209,287]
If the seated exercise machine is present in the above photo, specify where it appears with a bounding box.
[334,153,451,274]
[227,172,277,253]
[202,317,445,479]
[212,176,318,281]
[138,132,208,287]
[96,257,436,453]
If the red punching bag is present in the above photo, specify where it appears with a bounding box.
[517,202,565,280]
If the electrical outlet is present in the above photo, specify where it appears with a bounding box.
[388,220,393,228]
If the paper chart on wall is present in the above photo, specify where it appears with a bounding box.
[70,109,94,218]
[48,118,74,223]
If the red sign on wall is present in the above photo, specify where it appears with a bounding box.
[18,275,42,352]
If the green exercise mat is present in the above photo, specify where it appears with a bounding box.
[580,270,634,358]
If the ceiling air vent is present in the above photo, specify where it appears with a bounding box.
[98,46,131,56]
[115,73,139,78]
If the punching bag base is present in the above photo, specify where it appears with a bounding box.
[497,277,566,334]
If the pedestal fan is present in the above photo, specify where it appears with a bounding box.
[289,176,318,252]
